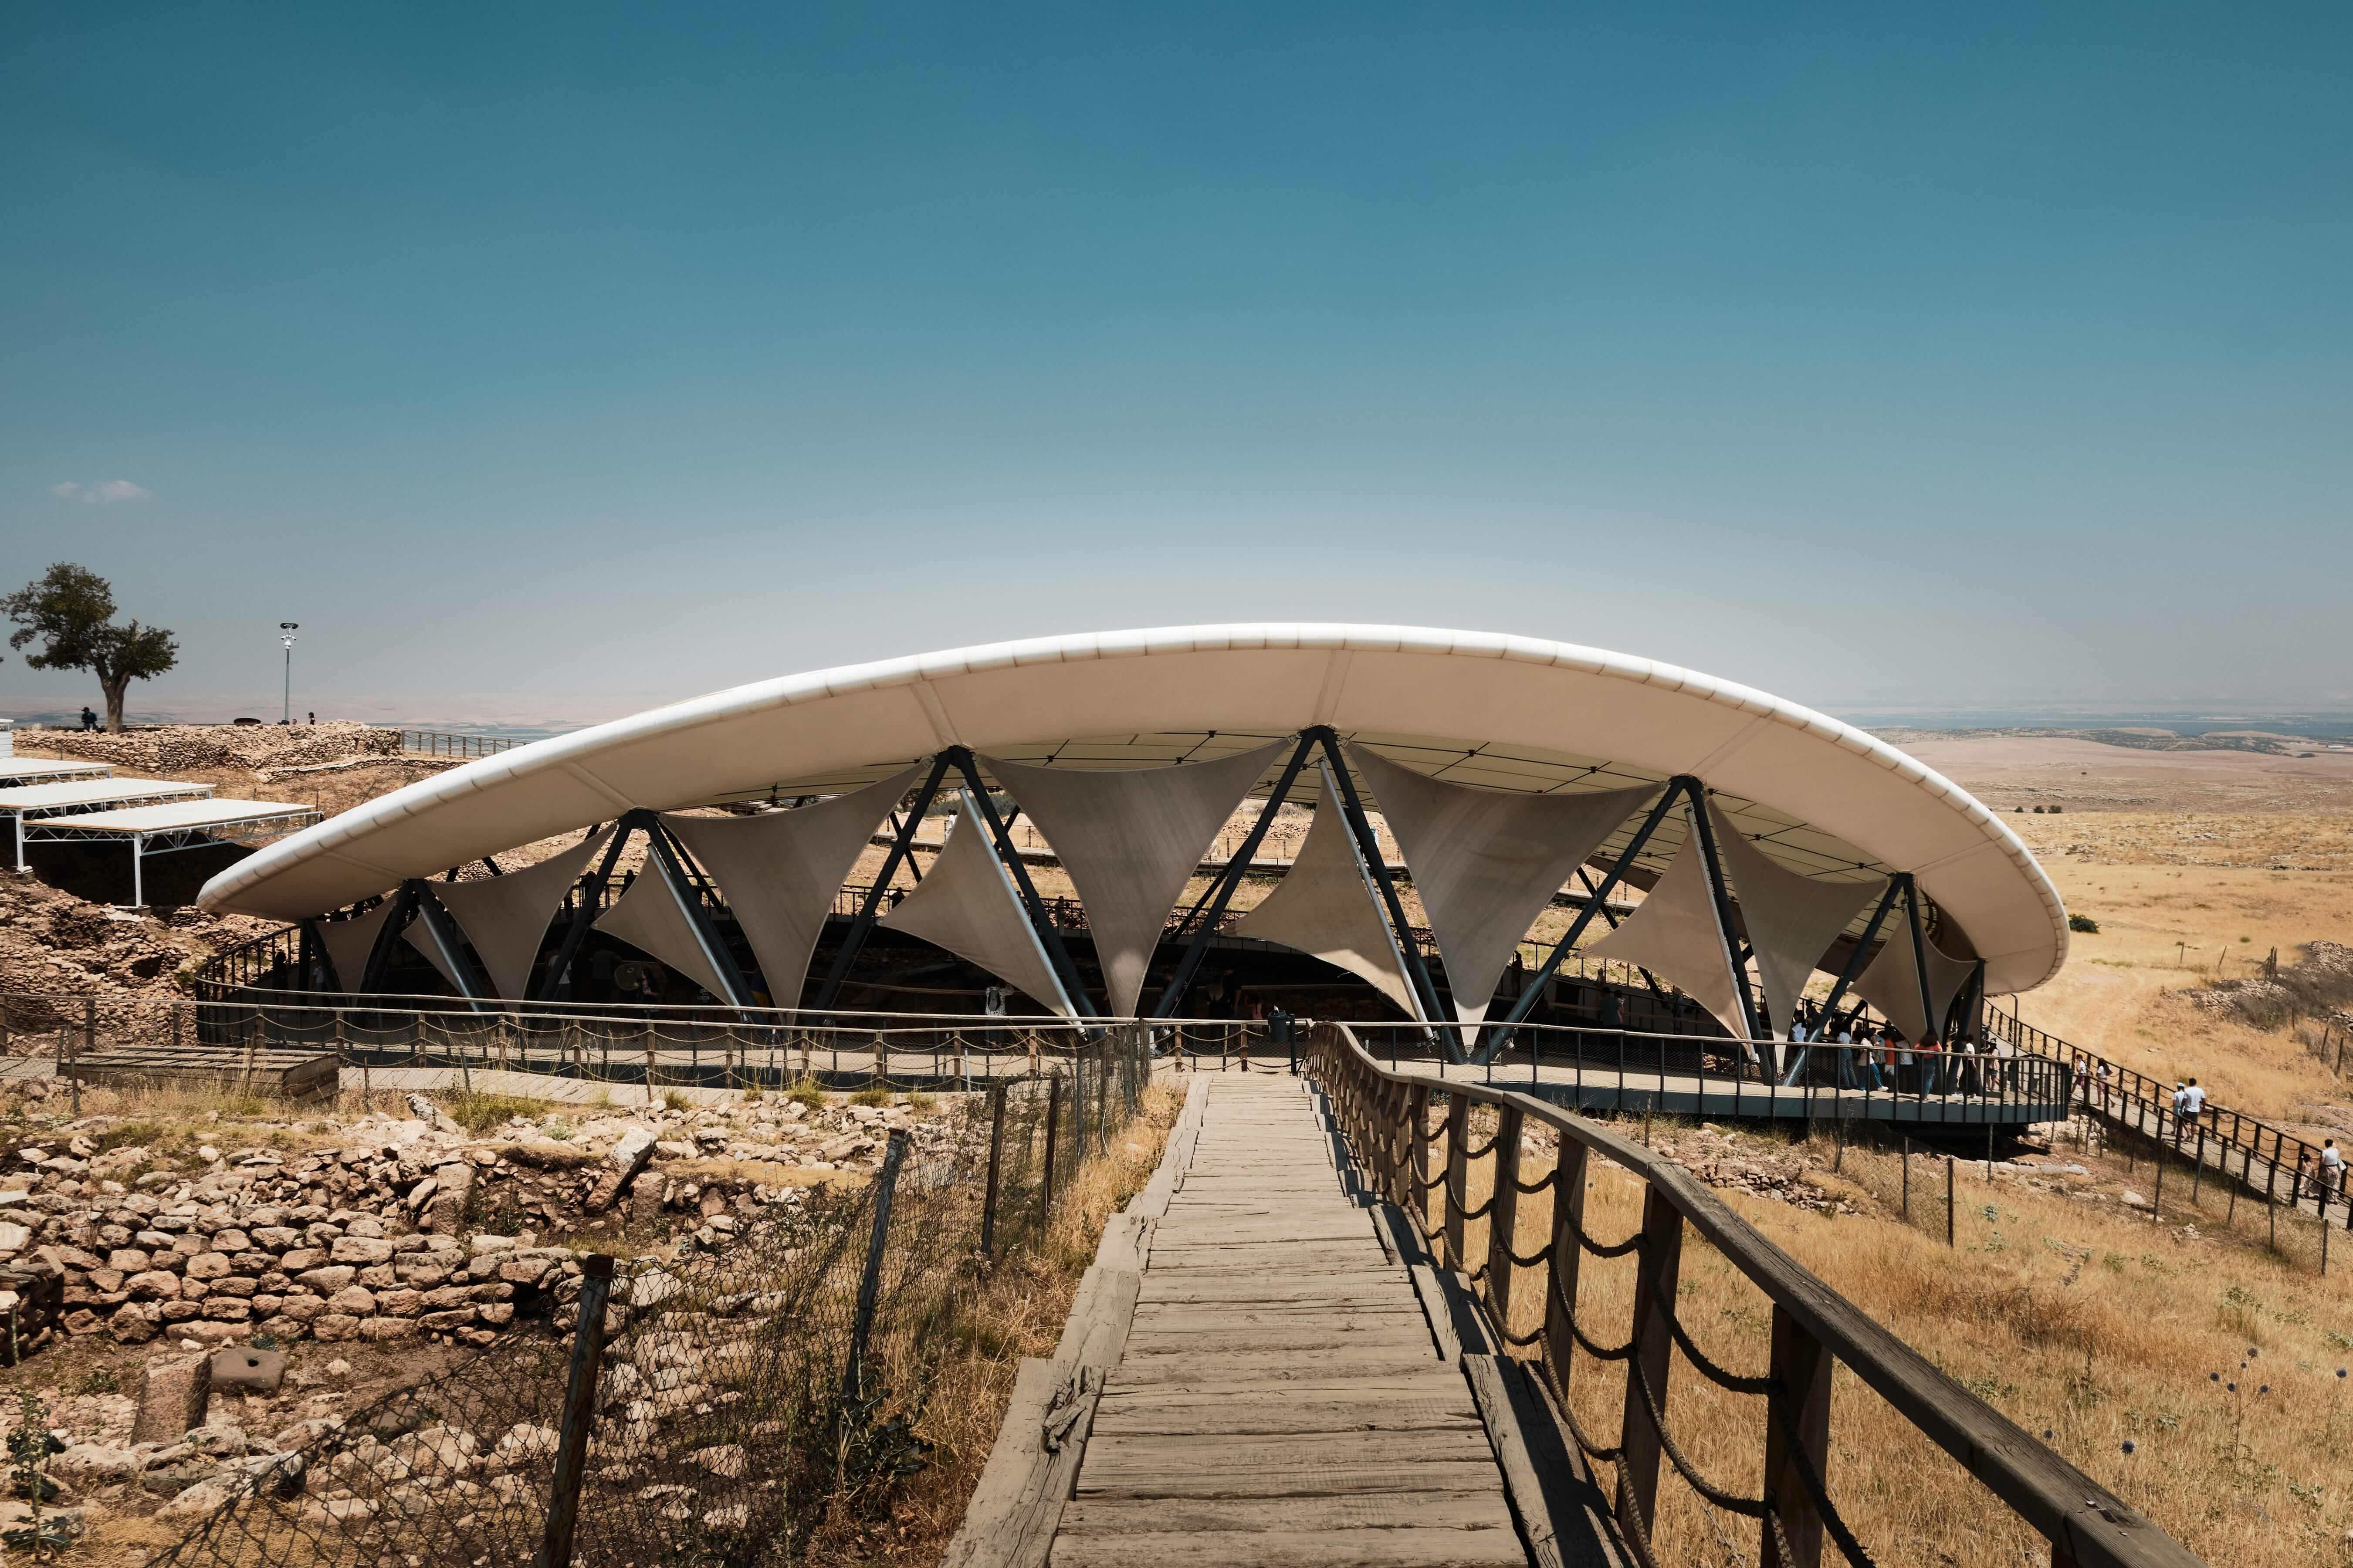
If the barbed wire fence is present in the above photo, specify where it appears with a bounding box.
[136,1026,1152,1568]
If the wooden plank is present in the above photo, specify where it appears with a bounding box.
[1122,1328,1439,1358]
[1080,1428,1500,1478]
[1128,1304,1428,1334]
[940,1358,1104,1568]
[1100,1349,1449,1388]
[1094,1213,1154,1272]
[1057,1491,1519,1535]
[1050,1523,1529,1567]
[1053,1267,1142,1371]
[1090,1389,1484,1437]
[1099,1375,1466,1405]
[1463,1355,1627,1568]
[1074,1459,1512,1503]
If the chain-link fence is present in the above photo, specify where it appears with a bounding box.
[137,1027,1152,1568]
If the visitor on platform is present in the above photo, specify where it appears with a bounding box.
[2322,1139,2346,1195]
[2180,1077,2207,1118]
[78,706,96,730]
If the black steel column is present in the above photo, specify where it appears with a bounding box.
[949,750,1098,1017]
[1309,728,1449,1029]
[1683,780,1768,1044]
[811,755,957,1013]
[1816,874,1903,1032]
[640,818,757,1010]
[1492,780,1679,1034]
[357,881,423,997]
[1154,732,1317,1017]
[535,821,636,1003]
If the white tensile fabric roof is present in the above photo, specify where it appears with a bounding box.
[0,779,212,812]
[0,759,114,786]
[195,624,2069,994]
[28,798,305,835]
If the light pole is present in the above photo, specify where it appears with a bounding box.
[279,623,299,724]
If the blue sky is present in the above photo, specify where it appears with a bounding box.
[4,4,2347,727]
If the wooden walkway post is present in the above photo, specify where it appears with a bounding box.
[1762,1303,1832,1568]
[1544,1139,1590,1398]
[1409,1081,1432,1240]
[1618,1186,1685,1545]
[1486,1105,1523,1331]
[1443,1091,1471,1273]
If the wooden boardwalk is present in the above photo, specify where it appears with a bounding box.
[1056,1072,1528,1568]
[947,1068,1623,1568]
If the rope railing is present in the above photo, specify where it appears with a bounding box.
[1304,1020,2206,1568]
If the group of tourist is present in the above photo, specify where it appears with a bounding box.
[1790,1007,2017,1097]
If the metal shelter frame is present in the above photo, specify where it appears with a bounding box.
[20,801,320,908]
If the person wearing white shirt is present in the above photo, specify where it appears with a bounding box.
[2181,1078,2206,1117]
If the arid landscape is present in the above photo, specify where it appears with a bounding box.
[5,720,2353,1564]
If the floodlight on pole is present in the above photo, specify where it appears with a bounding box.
[279,624,300,725]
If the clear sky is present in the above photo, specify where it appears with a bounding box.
[4,4,2347,729]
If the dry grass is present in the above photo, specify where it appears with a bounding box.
[1433,1108,2353,1567]
[1992,826,2353,1140]
[835,1079,1185,1565]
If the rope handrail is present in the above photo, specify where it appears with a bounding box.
[1310,1021,2205,1568]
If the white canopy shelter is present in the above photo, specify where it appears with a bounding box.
[0,759,114,787]
[23,797,317,907]
[196,625,2068,1010]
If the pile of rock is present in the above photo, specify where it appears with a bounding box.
[22,722,400,775]
[1652,1126,1855,1215]
[0,877,260,1015]
[0,1091,955,1354]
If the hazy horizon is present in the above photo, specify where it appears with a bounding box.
[8,7,2347,724]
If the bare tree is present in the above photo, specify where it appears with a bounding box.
[2,564,179,733]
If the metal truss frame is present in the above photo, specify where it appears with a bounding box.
[1151,731,1320,1017]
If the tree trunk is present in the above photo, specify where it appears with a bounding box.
[102,676,130,733]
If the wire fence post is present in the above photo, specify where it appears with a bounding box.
[1901,1137,1910,1223]
[844,1130,911,1402]
[534,1253,616,1568]
[980,1087,1007,1259]
[1041,1076,1063,1215]
[1945,1156,1955,1248]
[74,999,91,1115]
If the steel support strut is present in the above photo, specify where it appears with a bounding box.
[1816,873,1903,1037]
[1683,781,1768,1047]
[357,881,424,997]
[810,754,957,1014]
[1153,732,1318,1016]
[1489,779,1679,1042]
[640,818,758,1010]
[1307,728,1450,1032]
[409,881,491,1008]
[948,749,1099,1017]
[1905,875,1937,1045]
[535,821,637,1003]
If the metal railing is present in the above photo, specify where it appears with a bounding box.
[2,990,1245,1098]
[1986,1000,2353,1249]
[1346,1019,2071,1125]
[400,729,521,759]
[1307,1021,2202,1568]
